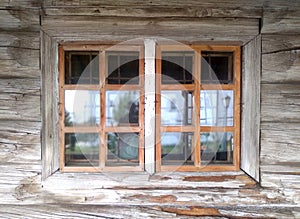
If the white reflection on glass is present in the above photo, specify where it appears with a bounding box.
[65,90,100,126]
[200,90,233,126]
[106,91,139,126]
[161,91,193,126]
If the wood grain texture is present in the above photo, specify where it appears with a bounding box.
[261,84,300,123]
[241,35,261,181]
[41,16,259,44]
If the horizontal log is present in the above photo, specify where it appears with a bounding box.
[43,6,262,18]
[43,0,299,8]
[0,9,40,31]
[261,84,300,122]
[262,49,300,83]
[261,172,300,190]
[0,92,41,121]
[0,47,39,68]
[261,122,300,164]
[262,34,300,54]
[262,8,300,34]
[42,16,259,44]
[0,31,40,49]
[0,0,41,8]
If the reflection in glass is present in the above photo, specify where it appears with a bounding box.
[65,52,99,84]
[201,52,233,84]
[161,132,193,165]
[162,52,194,84]
[65,90,100,126]
[106,91,139,126]
[161,91,193,126]
[107,52,139,84]
[200,132,233,165]
[65,133,99,166]
[106,132,139,166]
[200,90,233,126]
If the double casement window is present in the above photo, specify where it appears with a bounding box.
[59,42,240,172]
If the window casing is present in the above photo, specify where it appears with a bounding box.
[58,43,241,172]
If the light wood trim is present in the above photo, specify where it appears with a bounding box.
[200,126,235,132]
[101,166,143,172]
[192,45,238,52]
[105,45,142,52]
[155,45,162,172]
[104,126,141,133]
[233,46,241,169]
[62,44,111,51]
[63,126,100,133]
[104,84,142,90]
[200,84,235,90]
[160,126,195,132]
[58,45,65,171]
[157,44,194,51]
[194,51,201,167]
[60,166,101,172]
[161,84,195,90]
[62,85,100,90]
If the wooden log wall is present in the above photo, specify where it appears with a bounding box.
[0,0,299,218]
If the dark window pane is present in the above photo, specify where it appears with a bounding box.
[65,133,99,167]
[200,132,233,165]
[107,52,139,84]
[162,52,194,84]
[65,52,99,84]
[161,132,194,166]
[201,52,233,84]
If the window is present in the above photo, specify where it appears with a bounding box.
[58,43,240,172]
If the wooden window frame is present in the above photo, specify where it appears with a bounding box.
[41,36,261,182]
[58,44,145,172]
[156,44,241,172]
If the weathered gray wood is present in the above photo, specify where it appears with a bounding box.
[42,16,259,44]
[261,84,300,123]
[0,31,39,49]
[0,9,40,31]
[262,8,300,34]
[41,31,60,180]
[241,35,261,182]
[43,6,262,18]
[262,35,300,54]
[262,49,300,83]
[0,0,41,8]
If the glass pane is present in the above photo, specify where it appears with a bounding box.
[65,133,99,167]
[106,132,139,166]
[65,52,99,84]
[201,52,233,84]
[107,52,139,84]
[161,91,193,126]
[161,132,194,166]
[65,90,100,126]
[162,52,194,84]
[200,90,234,126]
[200,132,233,165]
[106,91,139,126]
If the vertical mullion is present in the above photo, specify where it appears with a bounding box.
[233,47,241,169]
[155,45,162,172]
[194,50,201,168]
[59,46,66,170]
[144,39,156,174]
[100,51,106,169]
